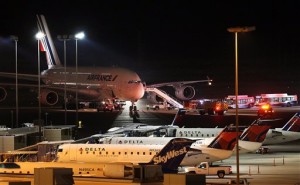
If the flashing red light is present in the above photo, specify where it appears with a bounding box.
[261,104,270,110]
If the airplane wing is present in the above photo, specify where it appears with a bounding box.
[145,77,212,103]
[147,79,212,88]
[0,72,38,82]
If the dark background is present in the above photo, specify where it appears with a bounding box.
[1,1,299,99]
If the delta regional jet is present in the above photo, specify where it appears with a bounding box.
[0,14,211,111]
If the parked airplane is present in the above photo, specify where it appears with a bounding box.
[56,138,195,173]
[171,111,300,145]
[0,14,145,108]
[99,123,270,155]
[59,125,240,167]
[0,138,194,177]
[262,112,300,145]
[104,108,186,136]
[0,15,212,114]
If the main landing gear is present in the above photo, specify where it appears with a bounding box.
[129,102,140,123]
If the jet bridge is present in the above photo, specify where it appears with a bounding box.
[146,87,183,108]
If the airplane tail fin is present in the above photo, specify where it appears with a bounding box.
[36,14,61,69]
[281,112,300,132]
[146,138,194,173]
[240,123,271,142]
[170,108,186,126]
[207,126,244,150]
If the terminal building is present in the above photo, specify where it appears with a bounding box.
[0,124,75,162]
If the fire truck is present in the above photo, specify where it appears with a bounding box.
[184,99,228,115]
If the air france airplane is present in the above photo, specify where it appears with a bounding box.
[0,15,211,111]
[0,14,144,107]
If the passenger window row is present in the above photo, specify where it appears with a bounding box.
[80,151,159,155]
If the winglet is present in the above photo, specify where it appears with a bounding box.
[36,14,62,68]
[282,112,300,132]
[146,138,194,173]
[207,76,212,85]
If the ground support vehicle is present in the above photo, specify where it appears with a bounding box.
[257,104,274,117]
[197,100,228,115]
[184,162,232,178]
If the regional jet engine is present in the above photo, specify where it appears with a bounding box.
[0,87,7,102]
[40,89,59,105]
[175,85,195,100]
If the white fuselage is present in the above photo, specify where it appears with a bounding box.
[41,66,145,102]
[175,127,299,146]
[263,129,300,145]
[56,142,231,166]
[99,136,260,155]
[97,137,233,164]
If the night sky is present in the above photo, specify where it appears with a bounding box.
[1,1,300,99]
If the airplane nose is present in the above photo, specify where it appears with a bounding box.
[137,84,145,99]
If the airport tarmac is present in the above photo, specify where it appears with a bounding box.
[0,99,299,184]
[0,150,299,185]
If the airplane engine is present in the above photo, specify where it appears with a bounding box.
[147,91,164,103]
[0,87,7,102]
[40,89,59,105]
[175,85,195,100]
[103,164,133,178]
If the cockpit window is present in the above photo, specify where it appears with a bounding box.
[57,148,63,152]
[128,80,142,84]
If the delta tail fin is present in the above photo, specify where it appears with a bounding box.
[146,138,194,173]
[207,125,245,150]
[36,14,61,69]
[240,123,271,142]
[281,112,300,132]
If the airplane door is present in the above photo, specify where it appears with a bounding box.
[69,145,77,161]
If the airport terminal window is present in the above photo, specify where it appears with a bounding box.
[0,163,20,169]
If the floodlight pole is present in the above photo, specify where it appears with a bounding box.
[57,35,71,125]
[36,32,45,142]
[11,35,18,128]
[227,26,255,185]
[74,32,84,127]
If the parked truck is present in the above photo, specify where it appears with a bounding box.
[196,100,228,115]
[184,162,232,178]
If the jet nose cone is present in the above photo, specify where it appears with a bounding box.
[136,84,145,99]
